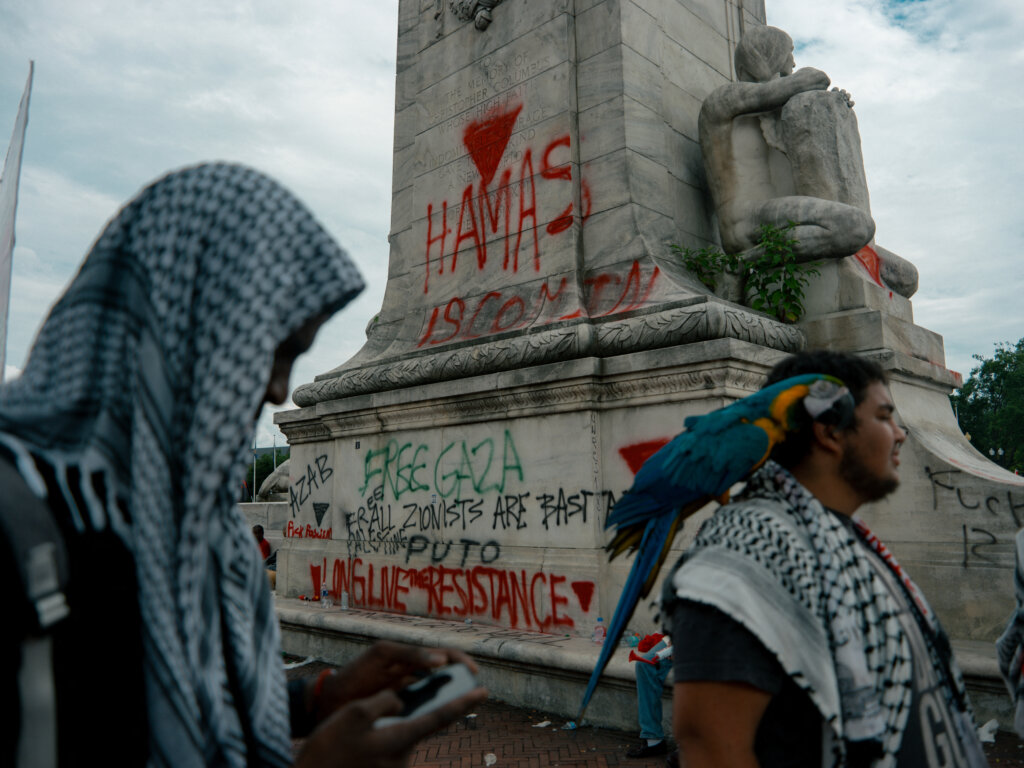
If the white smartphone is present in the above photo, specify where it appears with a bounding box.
[374,662,478,728]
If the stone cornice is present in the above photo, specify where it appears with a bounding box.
[293,301,803,407]
[282,357,776,442]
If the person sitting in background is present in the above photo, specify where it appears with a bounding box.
[2,162,485,768]
[253,523,272,560]
[626,634,674,761]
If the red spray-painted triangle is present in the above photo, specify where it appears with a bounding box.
[853,244,884,287]
[618,438,671,476]
[463,103,522,187]
[571,581,595,613]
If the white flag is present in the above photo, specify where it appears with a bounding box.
[0,62,34,382]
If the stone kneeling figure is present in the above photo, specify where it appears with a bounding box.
[258,457,291,501]
[699,25,918,299]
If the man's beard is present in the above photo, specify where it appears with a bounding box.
[839,442,899,502]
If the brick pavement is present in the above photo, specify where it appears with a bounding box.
[286,659,1024,767]
[286,659,669,767]
[406,698,668,768]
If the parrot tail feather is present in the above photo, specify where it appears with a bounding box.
[606,524,645,560]
[641,513,685,597]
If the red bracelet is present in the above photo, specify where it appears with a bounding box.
[313,668,337,708]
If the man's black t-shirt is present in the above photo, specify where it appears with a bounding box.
[671,599,823,767]
[670,523,987,767]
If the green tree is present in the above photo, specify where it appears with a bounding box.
[241,449,290,501]
[950,338,1024,471]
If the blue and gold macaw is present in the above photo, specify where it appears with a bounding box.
[577,373,854,719]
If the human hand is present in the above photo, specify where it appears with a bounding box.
[832,87,855,107]
[313,641,480,723]
[795,67,830,90]
[295,683,488,768]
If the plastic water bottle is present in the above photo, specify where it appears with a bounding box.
[340,590,349,611]
[593,617,606,644]
[321,586,331,608]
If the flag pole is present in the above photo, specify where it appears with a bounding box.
[252,435,257,502]
[0,61,34,383]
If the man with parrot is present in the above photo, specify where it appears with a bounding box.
[585,350,986,766]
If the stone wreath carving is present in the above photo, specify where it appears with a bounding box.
[292,301,804,406]
[449,0,504,30]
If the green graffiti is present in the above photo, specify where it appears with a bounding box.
[358,439,430,498]
[435,430,524,499]
[361,430,525,500]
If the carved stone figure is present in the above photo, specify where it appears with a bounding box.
[257,458,291,502]
[449,0,504,30]
[699,26,917,298]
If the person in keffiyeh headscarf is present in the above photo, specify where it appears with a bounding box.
[1,163,485,768]
[660,351,986,767]
[997,528,1024,737]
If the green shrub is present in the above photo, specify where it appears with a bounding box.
[672,222,819,323]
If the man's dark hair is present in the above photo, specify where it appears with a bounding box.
[252,524,264,540]
[765,350,887,469]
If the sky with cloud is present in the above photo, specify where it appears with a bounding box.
[0,0,1020,446]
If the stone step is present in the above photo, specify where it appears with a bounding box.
[276,597,671,734]
[277,599,1016,733]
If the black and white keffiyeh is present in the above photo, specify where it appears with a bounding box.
[663,461,974,767]
[0,163,363,767]
[997,528,1024,737]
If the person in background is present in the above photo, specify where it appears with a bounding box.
[996,528,1024,737]
[2,163,485,768]
[626,634,674,761]
[253,523,272,560]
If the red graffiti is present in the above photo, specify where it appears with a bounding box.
[423,102,592,294]
[329,557,587,631]
[570,581,595,613]
[464,103,523,187]
[619,439,672,476]
[586,260,660,316]
[417,260,660,347]
[853,244,883,288]
[285,521,333,539]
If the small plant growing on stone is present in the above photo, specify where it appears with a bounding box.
[672,223,819,323]
[670,243,741,293]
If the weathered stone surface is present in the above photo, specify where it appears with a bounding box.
[663,79,703,139]
[802,308,946,365]
[799,258,913,321]
[280,339,782,641]
[575,1,620,63]
[657,0,732,77]
[308,0,805,406]
[781,89,871,213]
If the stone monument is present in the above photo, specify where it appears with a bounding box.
[699,24,917,299]
[269,0,1024,726]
